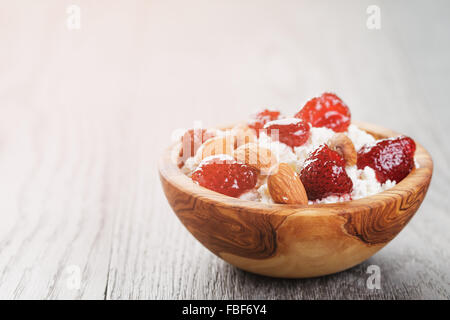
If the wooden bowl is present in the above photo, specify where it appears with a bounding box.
[159,121,433,278]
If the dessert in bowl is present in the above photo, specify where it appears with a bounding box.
[159,93,433,278]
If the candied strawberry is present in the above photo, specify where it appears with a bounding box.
[248,109,281,137]
[295,92,351,132]
[300,145,353,200]
[178,128,215,167]
[263,118,310,149]
[191,155,258,198]
[357,136,416,183]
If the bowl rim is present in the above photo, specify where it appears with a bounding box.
[159,121,433,215]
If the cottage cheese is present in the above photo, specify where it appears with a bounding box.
[253,124,400,204]
[181,124,414,204]
[345,124,376,151]
[258,132,298,170]
[257,183,275,204]
[293,126,335,169]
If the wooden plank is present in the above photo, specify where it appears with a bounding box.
[0,0,448,299]
[105,0,450,299]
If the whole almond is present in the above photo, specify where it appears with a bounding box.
[268,163,308,205]
[233,143,277,174]
[232,124,256,148]
[198,135,235,160]
[328,133,357,166]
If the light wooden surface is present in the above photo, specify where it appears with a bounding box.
[0,0,448,299]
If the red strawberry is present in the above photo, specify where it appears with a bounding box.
[178,128,215,167]
[263,118,310,149]
[357,136,416,183]
[300,145,353,200]
[191,155,258,198]
[295,93,351,132]
[248,109,281,137]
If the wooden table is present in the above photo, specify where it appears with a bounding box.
[0,0,448,299]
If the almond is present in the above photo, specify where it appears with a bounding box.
[328,133,357,166]
[198,135,235,160]
[233,143,277,174]
[267,163,308,205]
[231,123,256,148]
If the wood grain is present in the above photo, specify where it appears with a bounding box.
[0,0,449,298]
[340,174,431,245]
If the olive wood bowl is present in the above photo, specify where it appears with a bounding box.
[159,121,433,278]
